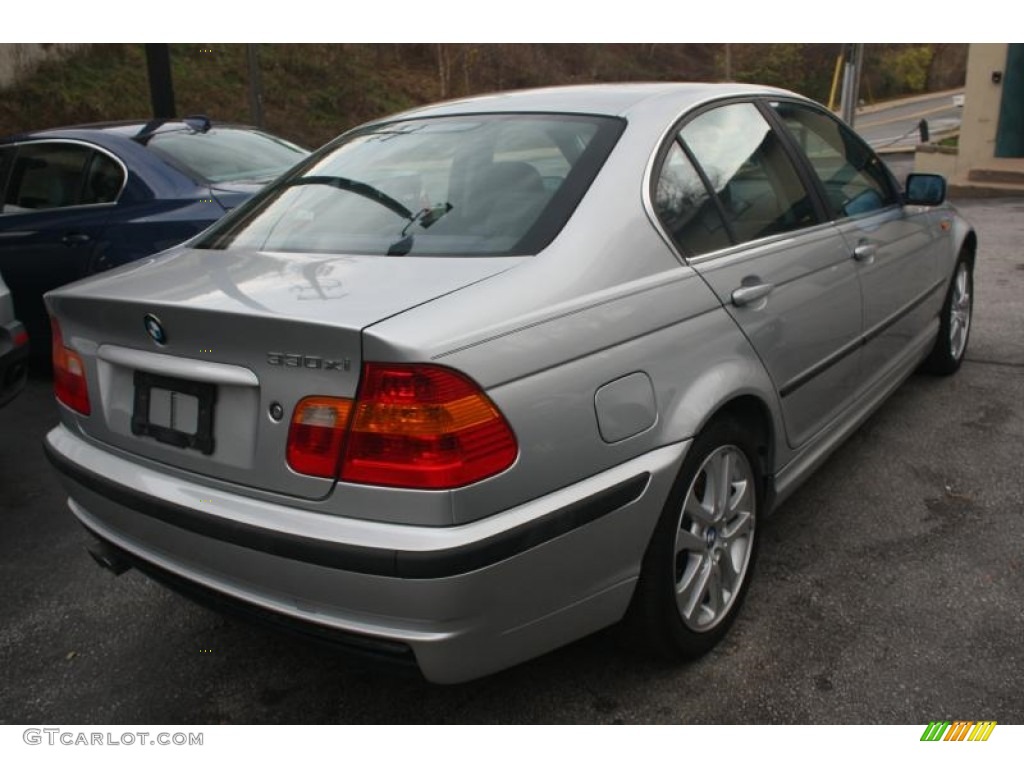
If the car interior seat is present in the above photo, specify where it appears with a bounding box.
[465,161,547,243]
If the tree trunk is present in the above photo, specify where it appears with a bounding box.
[436,44,450,98]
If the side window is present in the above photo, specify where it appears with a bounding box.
[679,102,819,247]
[2,143,122,214]
[81,151,124,205]
[653,142,731,256]
[771,101,897,219]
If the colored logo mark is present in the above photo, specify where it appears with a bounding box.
[143,314,166,345]
[920,721,997,742]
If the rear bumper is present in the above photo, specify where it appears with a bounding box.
[0,320,29,408]
[45,424,687,683]
[83,532,422,675]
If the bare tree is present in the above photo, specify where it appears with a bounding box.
[436,44,451,98]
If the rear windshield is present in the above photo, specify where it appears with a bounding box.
[195,114,624,257]
[146,128,308,184]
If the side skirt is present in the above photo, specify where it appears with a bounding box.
[768,318,938,511]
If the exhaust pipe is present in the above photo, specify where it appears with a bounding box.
[87,541,132,576]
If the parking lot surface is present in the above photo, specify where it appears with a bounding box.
[1,191,1022,725]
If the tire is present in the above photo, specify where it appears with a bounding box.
[625,416,763,659]
[922,253,973,375]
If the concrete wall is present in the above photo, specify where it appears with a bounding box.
[956,43,1008,175]
[914,145,959,178]
[0,44,89,90]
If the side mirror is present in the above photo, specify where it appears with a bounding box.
[904,173,947,206]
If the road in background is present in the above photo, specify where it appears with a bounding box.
[857,90,964,151]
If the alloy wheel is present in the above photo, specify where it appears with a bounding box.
[949,262,972,361]
[673,445,756,632]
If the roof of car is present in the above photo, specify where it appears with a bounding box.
[378,82,800,123]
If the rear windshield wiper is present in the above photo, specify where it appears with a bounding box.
[388,202,454,256]
[281,175,455,257]
[281,175,413,220]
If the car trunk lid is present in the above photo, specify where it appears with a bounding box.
[46,246,517,500]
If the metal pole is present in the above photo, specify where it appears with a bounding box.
[839,43,864,125]
[144,44,176,119]
[247,44,264,128]
[840,59,855,123]
[849,43,864,128]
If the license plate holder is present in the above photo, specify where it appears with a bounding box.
[131,371,216,455]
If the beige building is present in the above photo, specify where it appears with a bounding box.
[916,43,1024,194]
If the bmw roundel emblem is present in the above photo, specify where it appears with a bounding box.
[143,314,167,345]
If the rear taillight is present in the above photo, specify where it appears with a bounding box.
[51,319,91,415]
[342,364,518,489]
[285,363,518,489]
[13,328,29,348]
[286,397,352,478]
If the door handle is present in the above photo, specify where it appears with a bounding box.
[61,233,92,246]
[731,282,774,307]
[853,243,877,261]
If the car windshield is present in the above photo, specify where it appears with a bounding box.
[146,128,308,184]
[194,114,624,257]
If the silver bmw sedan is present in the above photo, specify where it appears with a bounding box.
[44,83,975,683]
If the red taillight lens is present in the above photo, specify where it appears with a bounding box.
[285,364,518,489]
[340,364,518,489]
[286,396,353,478]
[13,328,29,348]
[51,319,91,415]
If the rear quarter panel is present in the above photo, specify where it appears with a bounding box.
[365,248,782,525]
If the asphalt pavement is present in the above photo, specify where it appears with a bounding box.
[856,90,964,152]
[0,187,1021,724]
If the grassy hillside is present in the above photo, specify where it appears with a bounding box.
[0,43,966,149]
[0,44,435,147]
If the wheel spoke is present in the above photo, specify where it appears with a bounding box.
[684,482,715,524]
[729,476,752,516]
[956,268,968,302]
[721,510,754,545]
[718,546,740,584]
[678,559,711,621]
[713,451,733,520]
[677,555,702,597]
[956,291,970,312]
[951,322,965,357]
[675,527,706,557]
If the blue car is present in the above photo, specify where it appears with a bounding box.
[0,117,308,354]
